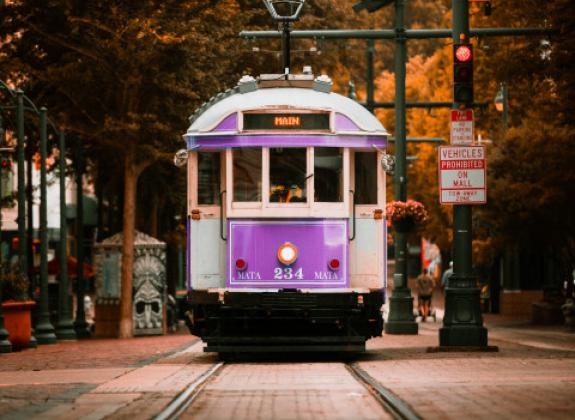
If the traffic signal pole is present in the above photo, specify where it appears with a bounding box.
[440,0,487,347]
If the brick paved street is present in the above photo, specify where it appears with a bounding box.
[1,315,574,419]
[182,363,392,420]
[364,320,575,419]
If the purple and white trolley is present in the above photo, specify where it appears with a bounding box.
[183,72,388,353]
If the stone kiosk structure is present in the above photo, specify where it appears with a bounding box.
[93,231,167,336]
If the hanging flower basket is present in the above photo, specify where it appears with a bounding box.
[386,200,428,232]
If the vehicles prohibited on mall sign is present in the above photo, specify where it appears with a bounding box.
[439,145,486,204]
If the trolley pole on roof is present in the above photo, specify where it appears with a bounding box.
[281,22,291,74]
[263,0,306,75]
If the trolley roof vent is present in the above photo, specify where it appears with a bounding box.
[313,75,333,93]
[238,75,258,94]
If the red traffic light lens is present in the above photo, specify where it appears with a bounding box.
[455,45,472,62]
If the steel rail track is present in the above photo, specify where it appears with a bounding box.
[155,358,419,420]
[154,362,225,420]
[347,363,421,420]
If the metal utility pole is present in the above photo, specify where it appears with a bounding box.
[74,137,89,338]
[366,39,375,113]
[35,108,57,344]
[55,132,76,340]
[439,0,487,347]
[15,91,27,279]
[384,0,418,335]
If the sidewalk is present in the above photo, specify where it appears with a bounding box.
[0,327,196,418]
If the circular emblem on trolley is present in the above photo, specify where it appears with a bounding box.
[277,242,298,266]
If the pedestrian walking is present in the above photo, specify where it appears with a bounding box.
[441,261,453,288]
[417,268,435,321]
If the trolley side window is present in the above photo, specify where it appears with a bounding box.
[269,148,307,203]
[233,148,262,202]
[354,152,377,205]
[314,147,343,202]
[198,152,221,205]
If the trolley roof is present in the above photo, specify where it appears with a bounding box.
[186,77,388,135]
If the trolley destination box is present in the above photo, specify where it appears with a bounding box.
[439,145,486,204]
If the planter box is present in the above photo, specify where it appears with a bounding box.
[2,301,35,350]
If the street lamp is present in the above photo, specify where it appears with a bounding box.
[262,0,306,75]
[494,83,508,130]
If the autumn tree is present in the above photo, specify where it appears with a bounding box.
[472,0,575,286]
[0,0,267,337]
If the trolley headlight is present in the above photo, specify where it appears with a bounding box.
[277,242,298,266]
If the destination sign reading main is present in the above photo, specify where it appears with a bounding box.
[243,113,330,131]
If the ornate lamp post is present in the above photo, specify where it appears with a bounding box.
[262,0,306,74]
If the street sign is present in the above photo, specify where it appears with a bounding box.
[450,109,474,145]
[439,146,486,204]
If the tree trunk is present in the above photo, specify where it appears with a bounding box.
[118,149,137,338]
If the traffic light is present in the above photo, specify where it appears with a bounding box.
[353,0,394,13]
[453,43,473,105]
